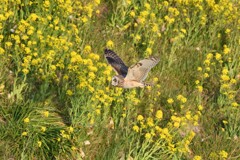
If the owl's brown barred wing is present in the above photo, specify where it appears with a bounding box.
[125,57,159,82]
[104,49,128,77]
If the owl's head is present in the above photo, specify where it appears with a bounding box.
[111,76,119,86]
[111,75,123,87]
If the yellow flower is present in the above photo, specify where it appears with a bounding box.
[66,90,73,96]
[225,28,231,34]
[88,72,96,79]
[134,34,141,41]
[106,40,114,48]
[24,117,30,123]
[219,150,228,158]
[84,45,91,53]
[197,85,203,92]
[94,0,100,5]
[204,59,210,65]
[68,126,74,133]
[215,53,222,60]
[173,122,180,128]
[22,68,29,75]
[145,133,151,139]
[185,112,192,120]
[95,109,101,115]
[223,45,230,54]
[145,48,152,55]
[177,95,187,103]
[198,105,203,111]
[204,73,209,78]
[0,47,5,55]
[43,111,49,117]
[71,146,77,151]
[5,41,12,47]
[133,125,139,132]
[156,110,163,119]
[181,97,187,103]
[155,126,162,132]
[163,1,169,6]
[130,11,135,17]
[146,86,151,90]
[38,141,42,147]
[147,117,154,127]
[230,79,236,84]
[41,126,46,132]
[195,80,200,84]
[206,53,213,59]
[167,98,174,104]
[22,132,28,136]
[96,10,100,14]
[180,28,187,34]
[144,3,151,10]
[222,68,228,74]
[231,102,238,107]
[197,67,202,71]
[137,115,144,121]
[81,16,88,23]
[222,120,228,124]
[221,75,230,81]
[153,77,158,83]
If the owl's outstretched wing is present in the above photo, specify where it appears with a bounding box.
[125,57,159,82]
[104,49,128,77]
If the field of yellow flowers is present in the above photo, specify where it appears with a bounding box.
[0,0,239,159]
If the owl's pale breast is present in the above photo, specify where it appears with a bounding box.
[123,80,144,88]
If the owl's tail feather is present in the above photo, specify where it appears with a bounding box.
[143,82,154,88]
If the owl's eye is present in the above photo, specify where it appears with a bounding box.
[113,78,117,82]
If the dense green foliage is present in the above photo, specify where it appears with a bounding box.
[0,0,239,159]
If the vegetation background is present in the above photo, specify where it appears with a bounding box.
[0,0,239,159]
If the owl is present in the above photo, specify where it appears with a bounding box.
[104,49,159,88]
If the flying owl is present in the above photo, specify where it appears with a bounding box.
[104,49,159,88]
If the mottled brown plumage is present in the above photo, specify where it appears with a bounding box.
[104,49,159,88]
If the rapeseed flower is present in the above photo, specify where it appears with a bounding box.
[137,115,144,121]
[223,45,230,54]
[133,125,139,132]
[197,67,202,71]
[219,150,228,159]
[225,28,231,33]
[41,126,46,132]
[130,11,135,17]
[106,40,114,48]
[195,80,200,84]
[197,85,203,92]
[43,111,49,117]
[68,126,74,133]
[147,117,154,127]
[24,117,30,123]
[22,132,28,136]
[231,102,238,107]
[145,133,151,139]
[167,98,174,104]
[156,110,163,120]
[37,141,42,147]
[198,105,203,111]
[84,45,91,53]
[145,48,152,56]
[134,34,141,41]
[66,90,73,96]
